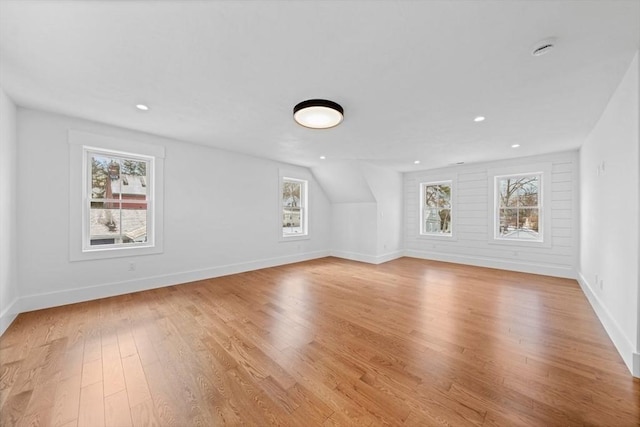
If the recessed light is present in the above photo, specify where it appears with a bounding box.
[474,116,485,122]
[511,144,520,148]
[135,104,149,111]
[414,160,421,164]
[456,162,465,165]
[320,156,326,160]
[293,99,343,129]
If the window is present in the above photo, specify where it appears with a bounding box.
[420,181,452,236]
[85,148,153,250]
[69,130,164,261]
[494,173,541,241]
[282,177,307,237]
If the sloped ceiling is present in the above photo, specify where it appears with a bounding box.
[1,1,638,172]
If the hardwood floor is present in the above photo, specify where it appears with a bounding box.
[1,257,639,426]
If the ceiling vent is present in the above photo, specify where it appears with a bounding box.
[531,38,556,56]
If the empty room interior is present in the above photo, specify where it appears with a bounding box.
[1,1,639,426]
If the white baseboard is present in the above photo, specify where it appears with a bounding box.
[0,298,20,337]
[17,250,330,316]
[576,271,638,378]
[330,250,403,265]
[405,249,576,279]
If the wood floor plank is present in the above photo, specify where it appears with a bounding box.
[104,389,133,427]
[0,257,638,425]
[77,381,104,427]
[51,374,81,427]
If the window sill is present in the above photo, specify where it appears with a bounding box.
[71,244,163,262]
[487,238,551,248]
[280,234,310,242]
[417,233,457,242]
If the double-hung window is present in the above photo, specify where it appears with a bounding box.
[281,177,308,238]
[494,174,541,241]
[420,181,452,236]
[85,148,153,249]
[69,130,164,261]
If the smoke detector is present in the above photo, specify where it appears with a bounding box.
[531,38,557,57]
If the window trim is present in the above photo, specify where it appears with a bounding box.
[487,163,552,248]
[278,169,310,242]
[280,176,308,240]
[69,130,165,261]
[419,180,454,238]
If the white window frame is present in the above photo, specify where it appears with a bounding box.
[280,176,308,240]
[419,180,454,238]
[82,147,155,252]
[69,130,165,261]
[488,163,551,248]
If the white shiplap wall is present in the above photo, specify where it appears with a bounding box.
[405,151,578,278]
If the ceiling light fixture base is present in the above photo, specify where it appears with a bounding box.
[293,99,344,129]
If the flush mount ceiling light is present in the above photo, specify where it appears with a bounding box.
[293,99,343,129]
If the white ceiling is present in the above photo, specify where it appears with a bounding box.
[1,1,638,172]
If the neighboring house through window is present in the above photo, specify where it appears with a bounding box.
[86,148,152,248]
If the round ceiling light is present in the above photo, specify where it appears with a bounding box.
[293,99,343,129]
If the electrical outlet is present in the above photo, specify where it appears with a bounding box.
[599,279,604,290]
[128,262,136,271]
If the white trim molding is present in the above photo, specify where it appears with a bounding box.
[577,271,639,377]
[406,249,575,279]
[0,297,19,336]
[330,250,403,265]
[17,250,330,315]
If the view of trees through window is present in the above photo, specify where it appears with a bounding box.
[282,178,305,236]
[496,174,540,240]
[89,152,149,247]
[422,182,452,235]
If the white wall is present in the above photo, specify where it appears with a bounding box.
[405,151,579,279]
[14,108,332,315]
[315,161,404,264]
[361,163,404,257]
[0,88,19,333]
[579,52,639,377]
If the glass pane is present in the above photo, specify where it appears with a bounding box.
[498,179,518,207]
[424,186,438,208]
[283,207,302,234]
[518,177,538,207]
[498,208,518,237]
[118,173,148,202]
[423,208,440,233]
[425,184,451,208]
[282,181,301,207]
[89,207,121,241]
[89,203,148,246]
[90,155,110,200]
[519,208,539,233]
[438,208,452,234]
[439,185,451,208]
[120,202,148,243]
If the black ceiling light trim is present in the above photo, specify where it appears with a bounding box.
[293,99,344,129]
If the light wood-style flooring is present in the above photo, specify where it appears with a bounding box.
[1,257,639,426]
